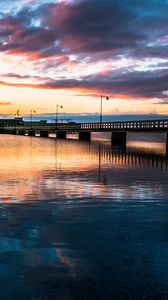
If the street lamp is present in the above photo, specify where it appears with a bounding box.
[30,110,36,129]
[14,109,20,131]
[100,95,109,128]
[55,105,63,129]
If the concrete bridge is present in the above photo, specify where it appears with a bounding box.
[0,118,168,154]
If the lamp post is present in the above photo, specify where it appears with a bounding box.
[30,110,36,129]
[14,109,19,131]
[55,105,63,129]
[100,95,109,128]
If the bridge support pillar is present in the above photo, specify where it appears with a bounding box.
[57,131,66,139]
[79,131,91,141]
[166,133,168,157]
[28,130,36,136]
[111,131,127,148]
[40,130,49,137]
[0,128,5,134]
[18,130,25,135]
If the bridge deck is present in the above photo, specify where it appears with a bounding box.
[1,119,168,132]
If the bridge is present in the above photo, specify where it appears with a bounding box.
[0,118,168,154]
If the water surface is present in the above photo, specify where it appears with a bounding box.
[0,135,168,299]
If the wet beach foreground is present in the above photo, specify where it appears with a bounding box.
[0,135,168,299]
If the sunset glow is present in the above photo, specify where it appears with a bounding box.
[0,0,168,116]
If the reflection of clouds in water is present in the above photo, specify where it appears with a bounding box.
[25,247,79,278]
[0,238,22,252]
[1,194,168,299]
[57,248,78,277]
[127,142,165,154]
[127,132,166,143]
[0,201,80,286]
[0,239,78,276]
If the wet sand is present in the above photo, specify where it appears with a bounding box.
[0,198,168,300]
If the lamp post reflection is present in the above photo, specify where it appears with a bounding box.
[98,143,107,184]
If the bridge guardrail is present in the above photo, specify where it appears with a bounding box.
[80,119,168,130]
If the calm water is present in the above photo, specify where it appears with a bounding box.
[0,135,168,299]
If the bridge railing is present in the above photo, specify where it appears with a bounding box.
[80,119,168,130]
[22,119,168,130]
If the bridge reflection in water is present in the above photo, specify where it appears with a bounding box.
[82,142,168,179]
[0,135,167,203]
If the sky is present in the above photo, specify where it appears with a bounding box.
[0,0,168,118]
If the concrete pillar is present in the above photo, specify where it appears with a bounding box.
[57,131,66,139]
[166,133,168,157]
[111,131,127,148]
[28,130,36,136]
[18,130,25,135]
[40,130,49,137]
[0,128,4,134]
[79,131,91,141]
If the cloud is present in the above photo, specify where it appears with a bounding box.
[42,0,168,61]
[0,0,168,106]
[0,101,12,105]
[0,4,60,58]
[44,0,145,55]
[0,0,168,60]
[4,73,31,79]
[1,67,168,103]
[153,99,168,105]
[3,73,49,81]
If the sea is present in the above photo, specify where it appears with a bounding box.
[0,133,168,299]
